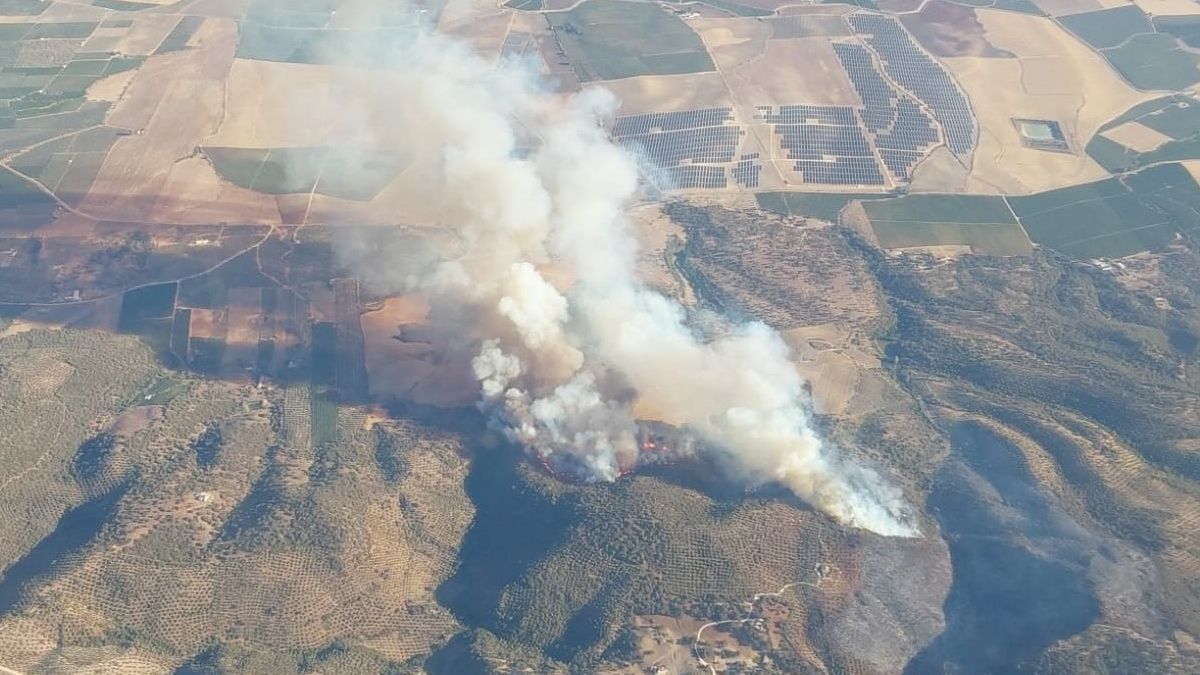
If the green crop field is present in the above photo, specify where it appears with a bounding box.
[694,0,772,18]
[1135,100,1200,140]
[1085,135,1141,173]
[948,0,1042,12]
[1054,7,1200,91]
[1103,33,1200,92]
[0,168,56,230]
[862,195,1031,255]
[755,191,889,221]
[1059,6,1151,50]
[117,282,177,332]
[1087,97,1200,172]
[0,0,49,15]
[547,0,715,81]
[236,23,414,66]
[204,146,408,200]
[117,282,179,354]
[1009,165,1200,258]
[1155,15,1200,48]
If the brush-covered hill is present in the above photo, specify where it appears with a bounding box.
[0,203,1198,673]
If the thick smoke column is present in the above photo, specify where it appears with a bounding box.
[342,19,917,536]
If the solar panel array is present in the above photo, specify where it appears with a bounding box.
[768,16,851,39]
[731,153,761,188]
[756,104,884,185]
[595,15,978,191]
[667,165,728,189]
[612,108,734,136]
[612,107,753,190]
[832,42,939,183]
[619,126,742,165]
[848,13,975,158]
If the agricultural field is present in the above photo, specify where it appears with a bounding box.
[861,194,1032,255]
[547,0,715,81]
[1088,95,1200,172]
[1009,163,1200,258]
[0,1,1196,674]
[1058,4,1200,91]
[755,190,890,222]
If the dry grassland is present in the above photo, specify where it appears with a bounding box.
[81,26,125,53]
[188,0,253,19]
[153,155,281,224]
[1134,0,1200,15]
[80,19,238,222]
[629,203,694,304]
[220,287,262,374]
[607,615,697,675]
[188,308,223,340]
[944,9,1157,193]
[208,60,357,149]
[596,72,732,115]
[726,37,860,107]
[84,68,138,103]
[894,243,974,258]
[114,14,182,56]
[907,145,970,192]
[1180,158,1200,184]
[360,295,477,407]
[691,16,772,68]
[437,0,513,56]
[206,59,448,225]
[1101,120,1174,152]
[782,322,881,417]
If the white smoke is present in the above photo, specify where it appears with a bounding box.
[334,12,917,536]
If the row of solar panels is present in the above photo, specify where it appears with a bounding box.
[849,14,975,158]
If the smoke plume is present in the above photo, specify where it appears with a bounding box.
[328,15,917,537]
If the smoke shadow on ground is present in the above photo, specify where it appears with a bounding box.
[434,440,582,630]
[903,422,1099,674]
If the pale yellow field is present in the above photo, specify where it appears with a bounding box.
[220,287,263,374]
[944,9,1157,194]
[203,56,458,225]
[152,155,281,225]
[84,69,138,103]
[437,0,514,56]
[1101,120,1173,152]
[597,72,733,115]
[781,322,883,417]
[1181,158,1200,184]
[360,295,478,407]
[208,59,361,149]
[114,15,185,57]
[728,38,860,107]
[693,17,859,107]
[1132,0,1200,14]
[692,17,772,72]
[907,145,970,193]
[82,19,242,222]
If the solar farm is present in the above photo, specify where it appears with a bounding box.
[605,10,978,192]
